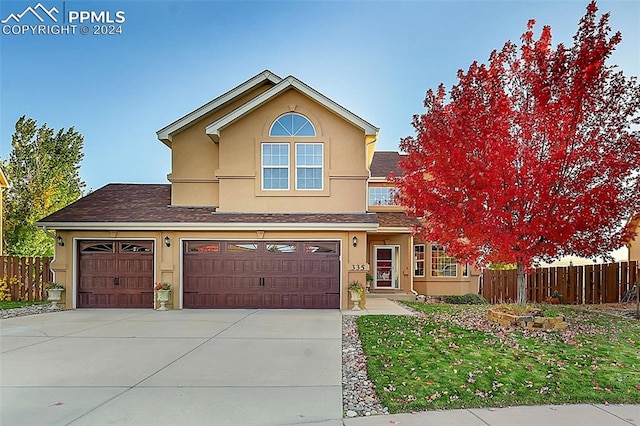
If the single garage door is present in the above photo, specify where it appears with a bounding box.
[77,241,154,308]
[183,240,340,309]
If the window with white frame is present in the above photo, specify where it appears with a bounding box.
[269,113,316,137]
[262,143,289,190]
[431,245,457,277]
[414,244,425,277]
[296,143,323,189]
[368,187,397,206]
[462,263,470,277]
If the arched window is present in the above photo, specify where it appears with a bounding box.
[269,113,316,137]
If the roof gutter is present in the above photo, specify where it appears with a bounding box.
[35,221,380,232]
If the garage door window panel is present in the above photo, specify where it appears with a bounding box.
[187,242,220,253]
[120,243,151,252]
[266,243,297,253]
[227,243,258,253]
[305,243,337,254]
[81,242,114,252]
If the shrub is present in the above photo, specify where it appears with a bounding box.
[0,276,20,301]
[441,293,488,305]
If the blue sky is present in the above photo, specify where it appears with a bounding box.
[1,0,638,191]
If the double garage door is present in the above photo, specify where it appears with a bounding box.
[183,240,341,309]
[77,239,340,309]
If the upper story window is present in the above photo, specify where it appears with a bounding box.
[431,245,457,277]
[368,186,397,206]
[269,113,316,137]
[296,143,323,190]
[262,143,290,190]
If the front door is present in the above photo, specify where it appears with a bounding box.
[374,245,399,289]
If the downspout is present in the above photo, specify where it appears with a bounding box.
[409,234,418,297]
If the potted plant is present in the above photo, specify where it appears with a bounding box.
[365,273,373,293]
[46,283,64,308]
[154,282,172,311]
[348,281,363,311]
[545,290,562,304]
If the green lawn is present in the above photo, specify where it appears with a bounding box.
[357,302,640,413]
[0,301,47,309]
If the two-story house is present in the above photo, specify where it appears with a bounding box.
[37,70,479,310]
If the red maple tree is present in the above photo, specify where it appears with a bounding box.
[395,1,640,303]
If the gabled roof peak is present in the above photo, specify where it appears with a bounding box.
[156,70,282,145]
[205,74,379,142]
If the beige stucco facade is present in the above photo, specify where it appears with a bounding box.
[170,88,368,213]
[52,228,370,310]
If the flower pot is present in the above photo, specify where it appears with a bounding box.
[47,288,64,309]
[545,297,560,304]
[156,289,171,311]
[349,289,362,311]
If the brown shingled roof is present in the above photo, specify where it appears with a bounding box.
[370,151,407,178]
[37,184,378,227]
[376,212,418,228]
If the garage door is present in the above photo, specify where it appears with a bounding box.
[183,240,340,309]
[77,241,154,308]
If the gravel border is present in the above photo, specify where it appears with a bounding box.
[1,303,65,319]
[342,315,389,418]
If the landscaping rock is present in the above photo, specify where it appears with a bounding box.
[342,315,389,417]
[1,303,65,319]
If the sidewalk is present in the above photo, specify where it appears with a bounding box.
[339,403,639,425]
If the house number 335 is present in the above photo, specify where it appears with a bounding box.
[350,264,367,271]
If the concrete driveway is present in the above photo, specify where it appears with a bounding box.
[0,309,342,425]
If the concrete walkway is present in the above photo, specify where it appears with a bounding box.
[1,309,342,425]
[341,297,415,316]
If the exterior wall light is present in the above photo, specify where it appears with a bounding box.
[352,236,358,247]
[164,236,171,247]
[57,236,65,247]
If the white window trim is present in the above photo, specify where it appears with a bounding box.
[414,244,425,277]
[269,112,316,137]
[295,143,323,191]
[430,244,458,278]
[261,143,290,191]
[368,186,397,206]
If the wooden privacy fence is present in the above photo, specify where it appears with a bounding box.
[482,261,638,304]
[0,256,53,302]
